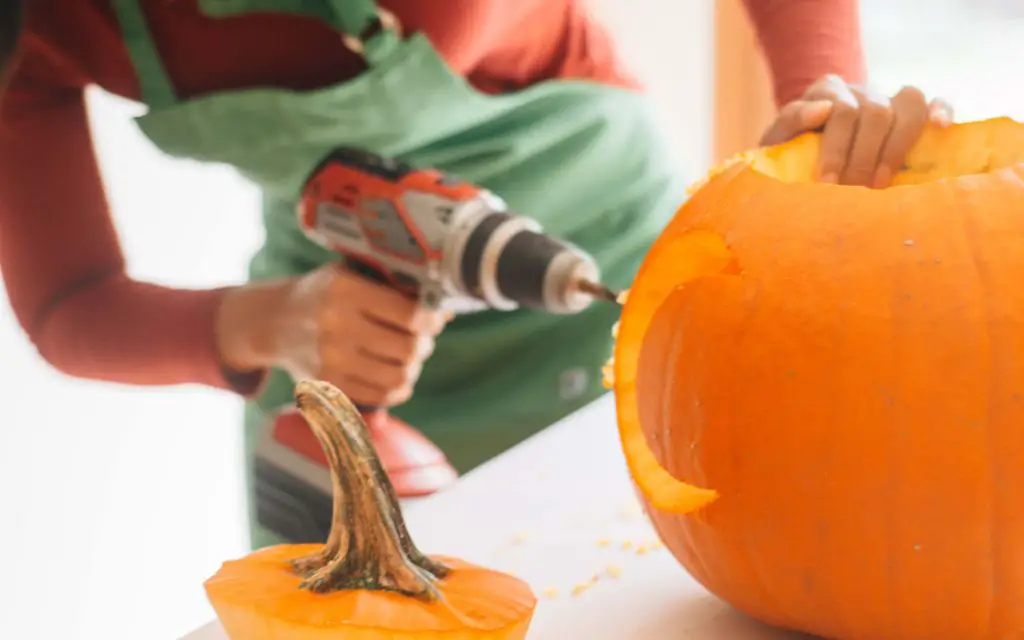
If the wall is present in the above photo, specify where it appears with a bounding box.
[0,4,715,639]
[860,0,1024,120]
[590,0,716,174]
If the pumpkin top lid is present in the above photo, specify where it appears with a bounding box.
[697,116,1024,192]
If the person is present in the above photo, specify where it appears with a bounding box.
[0,0,950,550]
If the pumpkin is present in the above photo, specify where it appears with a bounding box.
[607,117,1024,640]
[204,380,537,640]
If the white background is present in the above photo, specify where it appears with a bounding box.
[0,1,1022,639]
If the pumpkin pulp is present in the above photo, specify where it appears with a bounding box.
[204,381,536,640]
[609,116,1024,517]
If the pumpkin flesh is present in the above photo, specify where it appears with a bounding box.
[612,117,1024,639]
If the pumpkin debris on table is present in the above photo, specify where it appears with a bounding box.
[609,117,1024,640]
[204,380,537,640]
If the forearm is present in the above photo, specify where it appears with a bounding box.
[742,0,867,107]
[28,273,266,394]
[0,55,266,396]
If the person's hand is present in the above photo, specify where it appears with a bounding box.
[215,264,449,407]
[759,74,954,188]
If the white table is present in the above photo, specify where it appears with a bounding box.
[181,395,804,640]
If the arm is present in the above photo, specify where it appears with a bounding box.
[741,0,867,107]
[0,38,265,393]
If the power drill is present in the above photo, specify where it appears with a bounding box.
[253,147,620,543]
[299,147,619,313]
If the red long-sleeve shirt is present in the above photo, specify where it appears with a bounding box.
[0,0,865,395]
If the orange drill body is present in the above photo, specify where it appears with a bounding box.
[298,148,502,307]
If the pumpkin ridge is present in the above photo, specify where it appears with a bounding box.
[956,177,1001,636]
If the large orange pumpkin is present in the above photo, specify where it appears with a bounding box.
[609,117,1024,640]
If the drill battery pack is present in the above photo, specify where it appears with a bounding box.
[253,408,335,544]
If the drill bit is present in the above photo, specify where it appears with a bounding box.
[576,279,623,305]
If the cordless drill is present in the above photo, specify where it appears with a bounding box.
[253,148,620,543]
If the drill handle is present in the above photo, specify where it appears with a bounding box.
[339,259,403,414]
[343,257,390,286]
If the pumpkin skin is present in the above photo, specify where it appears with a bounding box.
[611,117,1024,640]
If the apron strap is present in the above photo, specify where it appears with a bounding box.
[325,0,379,37]
[110,0,179,110]
[328,0,403,66]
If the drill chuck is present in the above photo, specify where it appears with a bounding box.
[446,207,604,315]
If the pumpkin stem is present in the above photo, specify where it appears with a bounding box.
[288,380,450,600]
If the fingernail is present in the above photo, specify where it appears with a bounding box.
[818,172,838,184]
[930,107,952,127]
[872,166,891,189]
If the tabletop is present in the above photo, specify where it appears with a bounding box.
[181,394,805,640]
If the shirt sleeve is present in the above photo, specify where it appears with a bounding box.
[472,0,643,93]
[0,35,266,395]
[741,0,868,107]
[545,0,644,90]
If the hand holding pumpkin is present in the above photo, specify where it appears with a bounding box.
[760,74,953,188]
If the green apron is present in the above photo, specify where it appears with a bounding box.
[111,0,689,549]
